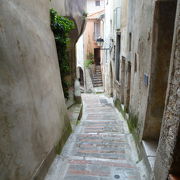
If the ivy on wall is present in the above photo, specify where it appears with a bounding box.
[50,8,75,99]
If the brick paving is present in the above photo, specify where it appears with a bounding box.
[45,94,141,180]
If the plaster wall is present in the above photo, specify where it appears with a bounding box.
[120,0,128,59]
[76,35,85,70]
[103,0,114,95]
[87,0,105,14]
[126,0,154,138]
[84,19,100,59]
[113,0,121,10]
[0,0,86,179]
[143,1,177,140]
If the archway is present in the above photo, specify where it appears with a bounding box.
[77,67,84,87]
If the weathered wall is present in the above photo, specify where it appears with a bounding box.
[76,35,85,70]
[143,1,177,140]
[102,0,179,178]
[154,1,180,178]
[84,19,99,58]
[126,0,154,139]
[0,0,86,179]
[103,0,114,95]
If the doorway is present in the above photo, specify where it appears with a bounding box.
[110,63,113,97]
[94,48,101,66]
[79,67,84,87]
[120,57,125,104]
[125,61,131,112]
[115,34,121,81]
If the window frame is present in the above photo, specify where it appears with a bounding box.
[95,0,100,6]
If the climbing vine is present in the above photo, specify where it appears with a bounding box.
[50,8,75,99]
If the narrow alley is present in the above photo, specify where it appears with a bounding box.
[1,0,180,179]
[45,94,147,180]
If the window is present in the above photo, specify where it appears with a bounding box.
[95,0,100,6]
[113,7,120,30]
[94,22,100,40]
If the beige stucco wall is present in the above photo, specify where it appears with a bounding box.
[84,19,100,59]
[0,0,86,179]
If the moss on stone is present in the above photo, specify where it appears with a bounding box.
[55,119,72,155]
[114,99,126,118]
[114,99,145,161]
[127,113,138,133]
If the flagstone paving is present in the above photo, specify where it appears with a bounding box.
[45,94,143,180]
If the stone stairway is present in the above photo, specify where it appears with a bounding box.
[44,94,147,180]
[92,66,103,87]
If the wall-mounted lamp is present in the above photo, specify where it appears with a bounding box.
[96,37,104,47]
[96,37,112,51]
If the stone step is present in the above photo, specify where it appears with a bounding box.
[93,83,103,85]
[93,82,103,85]
[93,84,103,87]
[93,76,102,79]
[93,80,103,83]
[93,79,102,81]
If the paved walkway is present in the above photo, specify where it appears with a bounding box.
[45,94,143,180]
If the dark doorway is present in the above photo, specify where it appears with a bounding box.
[79,67,84,86]
[120,57,125,104]
[125,61,131,112]
[94,48,101,66]
[115,34,121,81]
[110,63,113,97]
[143,1,177,141]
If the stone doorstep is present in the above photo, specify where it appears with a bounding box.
[142,140,158,170]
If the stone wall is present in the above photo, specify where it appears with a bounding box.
[154,1,180,179]
[113,0,177,140]
[0,0,86,179]
[126,0,154,139]
[143,0,177,141]
[102,0,179,178]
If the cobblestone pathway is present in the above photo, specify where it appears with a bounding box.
[45,94,142,180]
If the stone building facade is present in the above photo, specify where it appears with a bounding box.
[0,0,86,179]
[102,0,180,179]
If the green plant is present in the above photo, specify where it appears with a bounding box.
[84,59,94,68]
[82,12,88,18]
[50,8,75,99]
